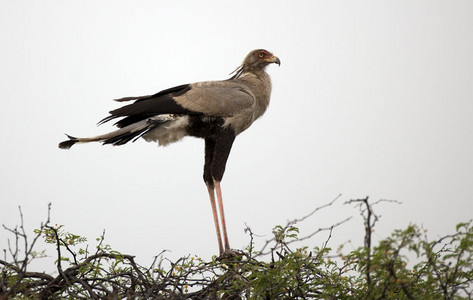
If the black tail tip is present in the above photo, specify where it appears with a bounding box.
[58,134,78,149]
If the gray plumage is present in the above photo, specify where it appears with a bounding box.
[59,49,280,255]
[59,49,279,149]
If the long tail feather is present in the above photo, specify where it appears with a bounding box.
[58,117,166,149]
[58,134,79,149]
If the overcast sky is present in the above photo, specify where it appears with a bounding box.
[1,1,472,269]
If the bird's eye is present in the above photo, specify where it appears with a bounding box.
[258,52,265,58]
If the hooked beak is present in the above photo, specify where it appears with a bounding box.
[269,55,281,66]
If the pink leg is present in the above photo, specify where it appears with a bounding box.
[214,180,231,252]
[207,183,224,254]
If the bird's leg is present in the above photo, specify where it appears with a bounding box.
[206,182,224,255]
[214,180,231,252]
[204,138,225,254]
[209,128,236,254]
[204,129,235,255]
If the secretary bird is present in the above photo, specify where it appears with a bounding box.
[59,49,280,255]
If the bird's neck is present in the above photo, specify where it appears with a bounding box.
[241,69,272,119]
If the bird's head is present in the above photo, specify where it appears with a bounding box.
[230,49,280,79]
[244,49,281,68]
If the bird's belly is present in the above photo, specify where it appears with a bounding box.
[142,115,230,146]
[186,116,226,138]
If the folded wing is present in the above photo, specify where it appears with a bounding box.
[99,81,255,129]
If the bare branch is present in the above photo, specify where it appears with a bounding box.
[257,194,348,256]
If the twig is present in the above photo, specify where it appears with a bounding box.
[257,194,348,256]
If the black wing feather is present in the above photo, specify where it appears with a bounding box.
[98,84,196,128]
[102,118,167,146]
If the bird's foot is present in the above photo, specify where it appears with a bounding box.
[217,249,244,261]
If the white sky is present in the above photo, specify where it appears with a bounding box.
[1,1,472,268]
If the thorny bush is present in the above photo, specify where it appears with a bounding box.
[1,198,472,299]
